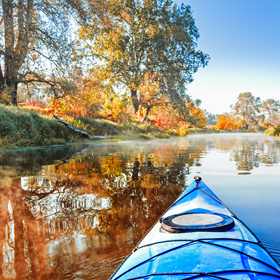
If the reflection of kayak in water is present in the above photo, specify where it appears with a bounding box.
[110,177,280,279]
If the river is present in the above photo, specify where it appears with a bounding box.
[0,133,280,279]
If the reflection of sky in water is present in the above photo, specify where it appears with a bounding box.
[0,133,280,279]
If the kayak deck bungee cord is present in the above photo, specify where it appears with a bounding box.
[110,177,280,279]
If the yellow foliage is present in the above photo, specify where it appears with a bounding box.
[99,91,128,121]
[262,121,271,128]
[0,86,13,104]
[189,106,207,128]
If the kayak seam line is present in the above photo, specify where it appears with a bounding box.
[121,270,280,280]
[199,240,280,274]
[234,216,262,243]
[183,270,280,280]
[230,216,280,268]
[114,238,280,280]
[123,272,228,280]
[134,238,262,252]
[171,187,197,207]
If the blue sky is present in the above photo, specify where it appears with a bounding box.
[178,0,280,114]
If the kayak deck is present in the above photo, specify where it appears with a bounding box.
[110,178,280,279]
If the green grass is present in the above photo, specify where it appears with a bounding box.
[69,116,123,135]
[66,116,170,139]
[0,105,78,149]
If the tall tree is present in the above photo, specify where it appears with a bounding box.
[80,0,209,113]
[0,0,111,105]
[262,99,280,126]
[232,92,261,128]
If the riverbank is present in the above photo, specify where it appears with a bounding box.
[0,105,172,150]
[1,105,266,151]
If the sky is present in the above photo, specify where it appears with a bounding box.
[177,0,280,114]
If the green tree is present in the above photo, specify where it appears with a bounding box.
[80,0,209,113]
[262,99,280,126]
[232,92,261,128]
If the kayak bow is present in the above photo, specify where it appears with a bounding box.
[110,177,280,279]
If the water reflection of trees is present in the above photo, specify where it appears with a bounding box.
[230,143,261,171]
[0,144,89,186]
[227,138,280,171]
[0,142,204,279]
[190,135,280,171]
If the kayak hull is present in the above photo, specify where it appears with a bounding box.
[110,179,280,279]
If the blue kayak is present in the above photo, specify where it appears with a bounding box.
[110,177,280,279]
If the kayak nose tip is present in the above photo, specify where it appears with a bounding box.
[194,176,202,183]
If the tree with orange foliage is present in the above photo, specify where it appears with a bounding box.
[150,104,180,131]
[216,114,243,130]
[185,100,207,128]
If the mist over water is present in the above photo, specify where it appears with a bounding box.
[0,133,280,279]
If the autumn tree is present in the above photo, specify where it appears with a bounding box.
[262,99,280,127]
[216,114,243,130]
[231,92,261,129]
[0,0,113,105]
[80,0,209,113]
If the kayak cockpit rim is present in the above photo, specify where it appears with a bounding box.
[160,212,235,233]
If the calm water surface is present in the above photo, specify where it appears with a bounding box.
[0,133,280,279]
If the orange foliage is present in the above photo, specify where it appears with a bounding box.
[147,101,206,135]
[262,121,271,128]
[19,100,55,116]
[186,103,207,128]
[98,92,129,122]
[49,76,104,117]
[138,72,165,110]
[150,104,179,131]
[216,115,243,130]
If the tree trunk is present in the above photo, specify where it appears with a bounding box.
[244,120,248,129]
[0,64,4,87]
[1,0,17,105]
[131,89,139,113]
[11,82,18,105]
[1,0,33,106]
[144,106,152,121]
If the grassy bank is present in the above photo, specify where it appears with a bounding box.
[0,105,170,150]
[0,105,80,149]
